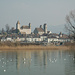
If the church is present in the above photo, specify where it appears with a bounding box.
[16,21,31,34]
[34,24,48,35]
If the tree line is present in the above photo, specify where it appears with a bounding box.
[1,24,19,35]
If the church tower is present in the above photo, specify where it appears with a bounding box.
[44,23,47,33]
[16,21,20,30]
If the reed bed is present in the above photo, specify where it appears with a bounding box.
[0,42,74,50]
[0,45,69,50]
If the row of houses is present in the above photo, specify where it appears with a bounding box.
[0,32,72,44]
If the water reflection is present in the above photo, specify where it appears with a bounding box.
[0,50,75,75]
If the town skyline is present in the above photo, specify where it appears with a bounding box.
[0,20,65,34]
[0,0,75,33]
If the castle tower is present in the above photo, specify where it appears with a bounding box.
[29,23,31,29]
[44,23,47,33]
[16,21,20,30]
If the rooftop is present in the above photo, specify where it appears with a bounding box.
[35,28,44,32]
[21,26,30,29]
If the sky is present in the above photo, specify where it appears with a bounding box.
[0,0,75,33]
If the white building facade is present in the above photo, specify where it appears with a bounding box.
[16,21,31,34]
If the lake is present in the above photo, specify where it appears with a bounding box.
[0,50,75,75]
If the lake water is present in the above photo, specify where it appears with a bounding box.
[0,50,75,75]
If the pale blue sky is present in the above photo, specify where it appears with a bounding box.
[0,0,75,33]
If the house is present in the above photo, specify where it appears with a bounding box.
[40,34,48,41]
[26,37,41,43]
[34,28,44,35]
[45,36,58,43]
[48,33,59,38]
[43,33,70,44]
[6,37,12,41]
[1,37,6,42]
[19,36,25,41]
[47,31,52,34]
[26,34,41,43]
[34,24,47,35]
[1,36,12,42]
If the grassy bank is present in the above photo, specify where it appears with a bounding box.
[0,42,74,50]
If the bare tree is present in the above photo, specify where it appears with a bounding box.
[65,10,75,41]
[5,24,10,33]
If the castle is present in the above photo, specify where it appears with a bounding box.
[16,21,49,35]
[16,21,31,34]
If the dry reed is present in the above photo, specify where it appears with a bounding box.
[0,45,69,50]
[0,42,74,50]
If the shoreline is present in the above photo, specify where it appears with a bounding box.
[0,41,74,51]
[0,45,71,50]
